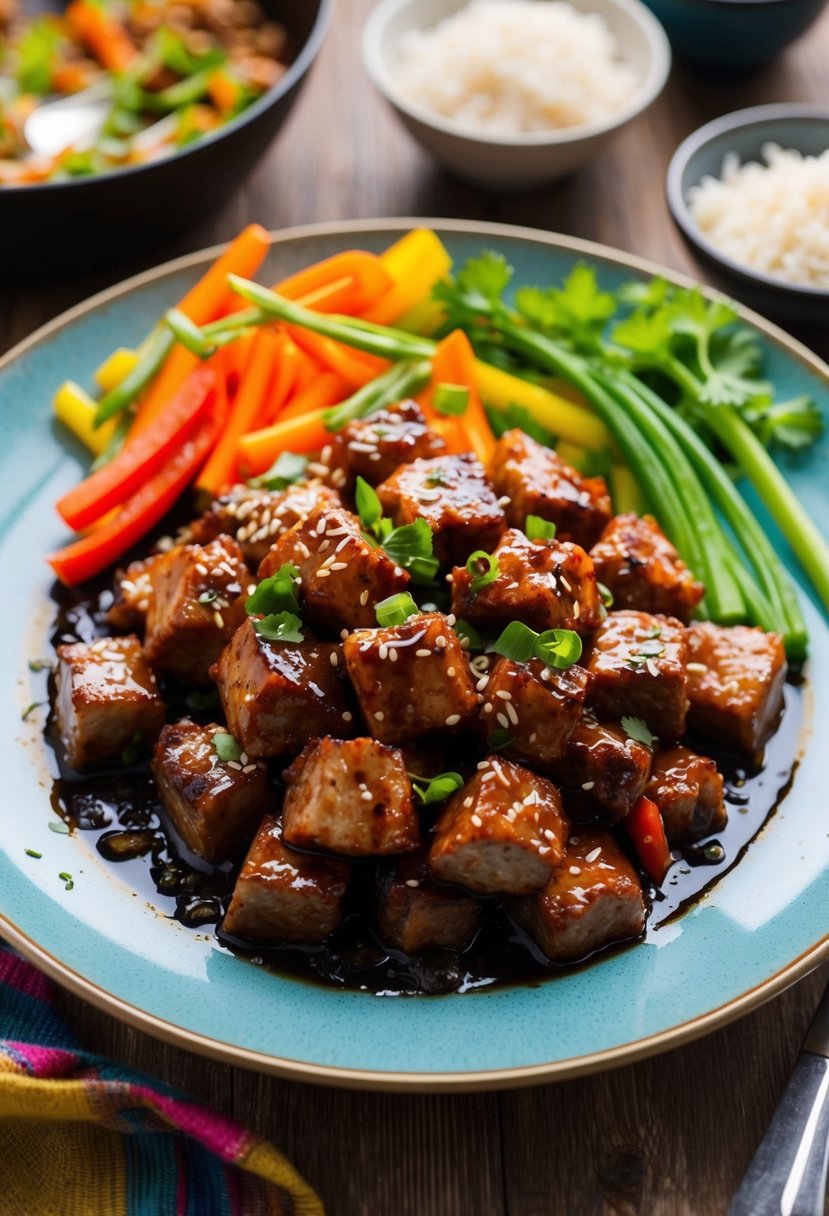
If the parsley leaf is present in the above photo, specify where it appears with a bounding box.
[246,564,300,616]
[253,611,305,643]
[620,716,656,748]
[383,518,439,583]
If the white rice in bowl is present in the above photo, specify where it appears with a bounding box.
[395,0,638,135]
[687,143,829,290]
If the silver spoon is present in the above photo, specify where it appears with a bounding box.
[23,78,114,157]
[729,974,829,1216]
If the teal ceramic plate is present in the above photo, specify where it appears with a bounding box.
[1,219,827,1091]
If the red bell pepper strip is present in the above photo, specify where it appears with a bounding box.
[48,404,223,587]
[56,366,216,532]
[624,795,671,885]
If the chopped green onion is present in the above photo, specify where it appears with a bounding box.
[598,581,614,608]
[409,771,464,804]
[253,612,305,644]
[25,849,42,859]
[466,550,500,595]
[493,621,582,671]
[21,701,45,721]
[375,592,419,627]
[487,728,514,750]
[535,629,583,670]
[525,515,557,541]
[94,325,175,426]
[246,564,300,616]
[621,715,656,748]
[165,308,216,358]
[355,476,384,531]
[433,383,470,417]
[199,589,218,604]
[28,659,53,673]
[248,451,308,491]
[454,619,483,651]
[212,731,242,763]
[58,872,74,891]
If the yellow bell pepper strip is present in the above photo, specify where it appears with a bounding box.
[58,366,217,532]
[363,229,453,325]
[554,440,588,469]
[94,348,139,394]
[474,360,611,452]
[54,381,117,456]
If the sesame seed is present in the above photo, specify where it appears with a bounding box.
[560,576,572,593]
[573,601,580,619]
[213,611,224,629]
[342,711,353,722]
[491,762,511,788]
[470,814,483,828]
[476,676,489,692]
[415,649,431,658]
[361,789,373,802]
[316,569,331,578]
[359,590,369,606]
[389,649,399,662]
[335,537,350,553]
[327,525,349,538]
[524,790,540,805]
[447,666,456,677]
[341,629,350,640]
[227,760,243,771]
[569,865,581,876]
[497,496,511,508]
[477,761,489,771]
[646,659,660,678]
[483,702,493,714]
[544,829,555,840]
[316,518,328,535]
[496,712,509,728]
[538,846,550,856]
[330,561,348,571]
[349,441,377,453]
[240,752,249,766]
[463,796,474,808]
[378,644,389,660]
[330,651,339,667]
[505,701,519,726]
[296,542,311,559]
[445,613,456,626]
[581,781,595,791]
[404,879,420,888]
[435,635,447,649]
[495,690,512,701]
[687,662,707,675]
[584,847,602,863]
[320,445,333,463]
[242,764,257,774]
[369,452,382,461]
[195,562,208,575]
[375,711,385,721]
[445,714,461,726]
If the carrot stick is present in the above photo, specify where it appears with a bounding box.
[48,404,225,586]
[221,330,256,400]
[57,366,216,531]
[285,326,388,390]
[431,330,495,463]
[417,394,470,455]
[276,373,350,422]
[273,252,394,315]
[197,328,282,496]
[237,410,331,476]
[66,0,137,71]
[259,335,302,424]
[131,224,271,437]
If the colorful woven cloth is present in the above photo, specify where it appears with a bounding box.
[0,945,323,1216]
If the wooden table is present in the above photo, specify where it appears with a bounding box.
[5,3,829,1211]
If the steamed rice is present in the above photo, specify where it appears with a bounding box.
[395,0,637,136]
[688,143,829,290]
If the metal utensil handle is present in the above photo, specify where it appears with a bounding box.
[728,1051,829,1216]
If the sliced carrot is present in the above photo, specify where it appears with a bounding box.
[221,330,257,400]
[207,68,240,117]
[260,335,302,424]
[131,224,271,438]
[276,373,350,422]
[65,0,137,71]
[57,366,216,532]
[417,394,470,455]
[197,329,282,496]
[237,410,331,476]
[273,251,394,315]
[431,330,495,464]
[625,795,671,885]
[285,326,389,390]
[48,405,224,587]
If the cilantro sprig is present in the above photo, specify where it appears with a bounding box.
[355,477,439,583]
[408,771,464,804]
[247,564,300,616]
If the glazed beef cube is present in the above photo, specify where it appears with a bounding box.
[107,553,166,633]
[222,815,349,945]
[551,718,652,820]
[343,612,478,743]
[189,480,342,566]
[590,513,704,623]
[644,745,726,845]
[429,758,569,895]
[450,528,601,635]
[282,737,420,857]
[328,400,448,487]
[488,429,612,549]
[143,536,250,685]
[210,618,353,759]
[150,720,267,863]
[376,848,481,954]
[376,453,506,566]
[510,829,646,963]
[478,657,589,765]
[586,610,688,740]
[258,504,408,631]
[686,622,786,755]
[55,635,165,770]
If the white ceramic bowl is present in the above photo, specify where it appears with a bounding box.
[362,0,672,190]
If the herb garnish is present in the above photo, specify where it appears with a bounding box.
[466,550,500,594]
[253,611,304,643]
[355,477,439,583]
[492,621,582,670]
[621,716,656,748]
[246,564,300,616]
[248,451,308,491]
[213,731,242,763]
[375,592,419,627]
[433,383,470,417]
[525,515,557,541]
[408,771,464,804]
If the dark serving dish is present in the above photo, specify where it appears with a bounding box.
[641,0,828,72]
[2,0,332,279]
[667,104,829,327]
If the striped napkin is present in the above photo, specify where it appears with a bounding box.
[0,945,323,1215]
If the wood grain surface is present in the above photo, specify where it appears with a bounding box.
[4,1,829,1211]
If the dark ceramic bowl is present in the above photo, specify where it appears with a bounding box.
[641,0,827,72]
[667,104,829,326]
[2,0,332,278]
